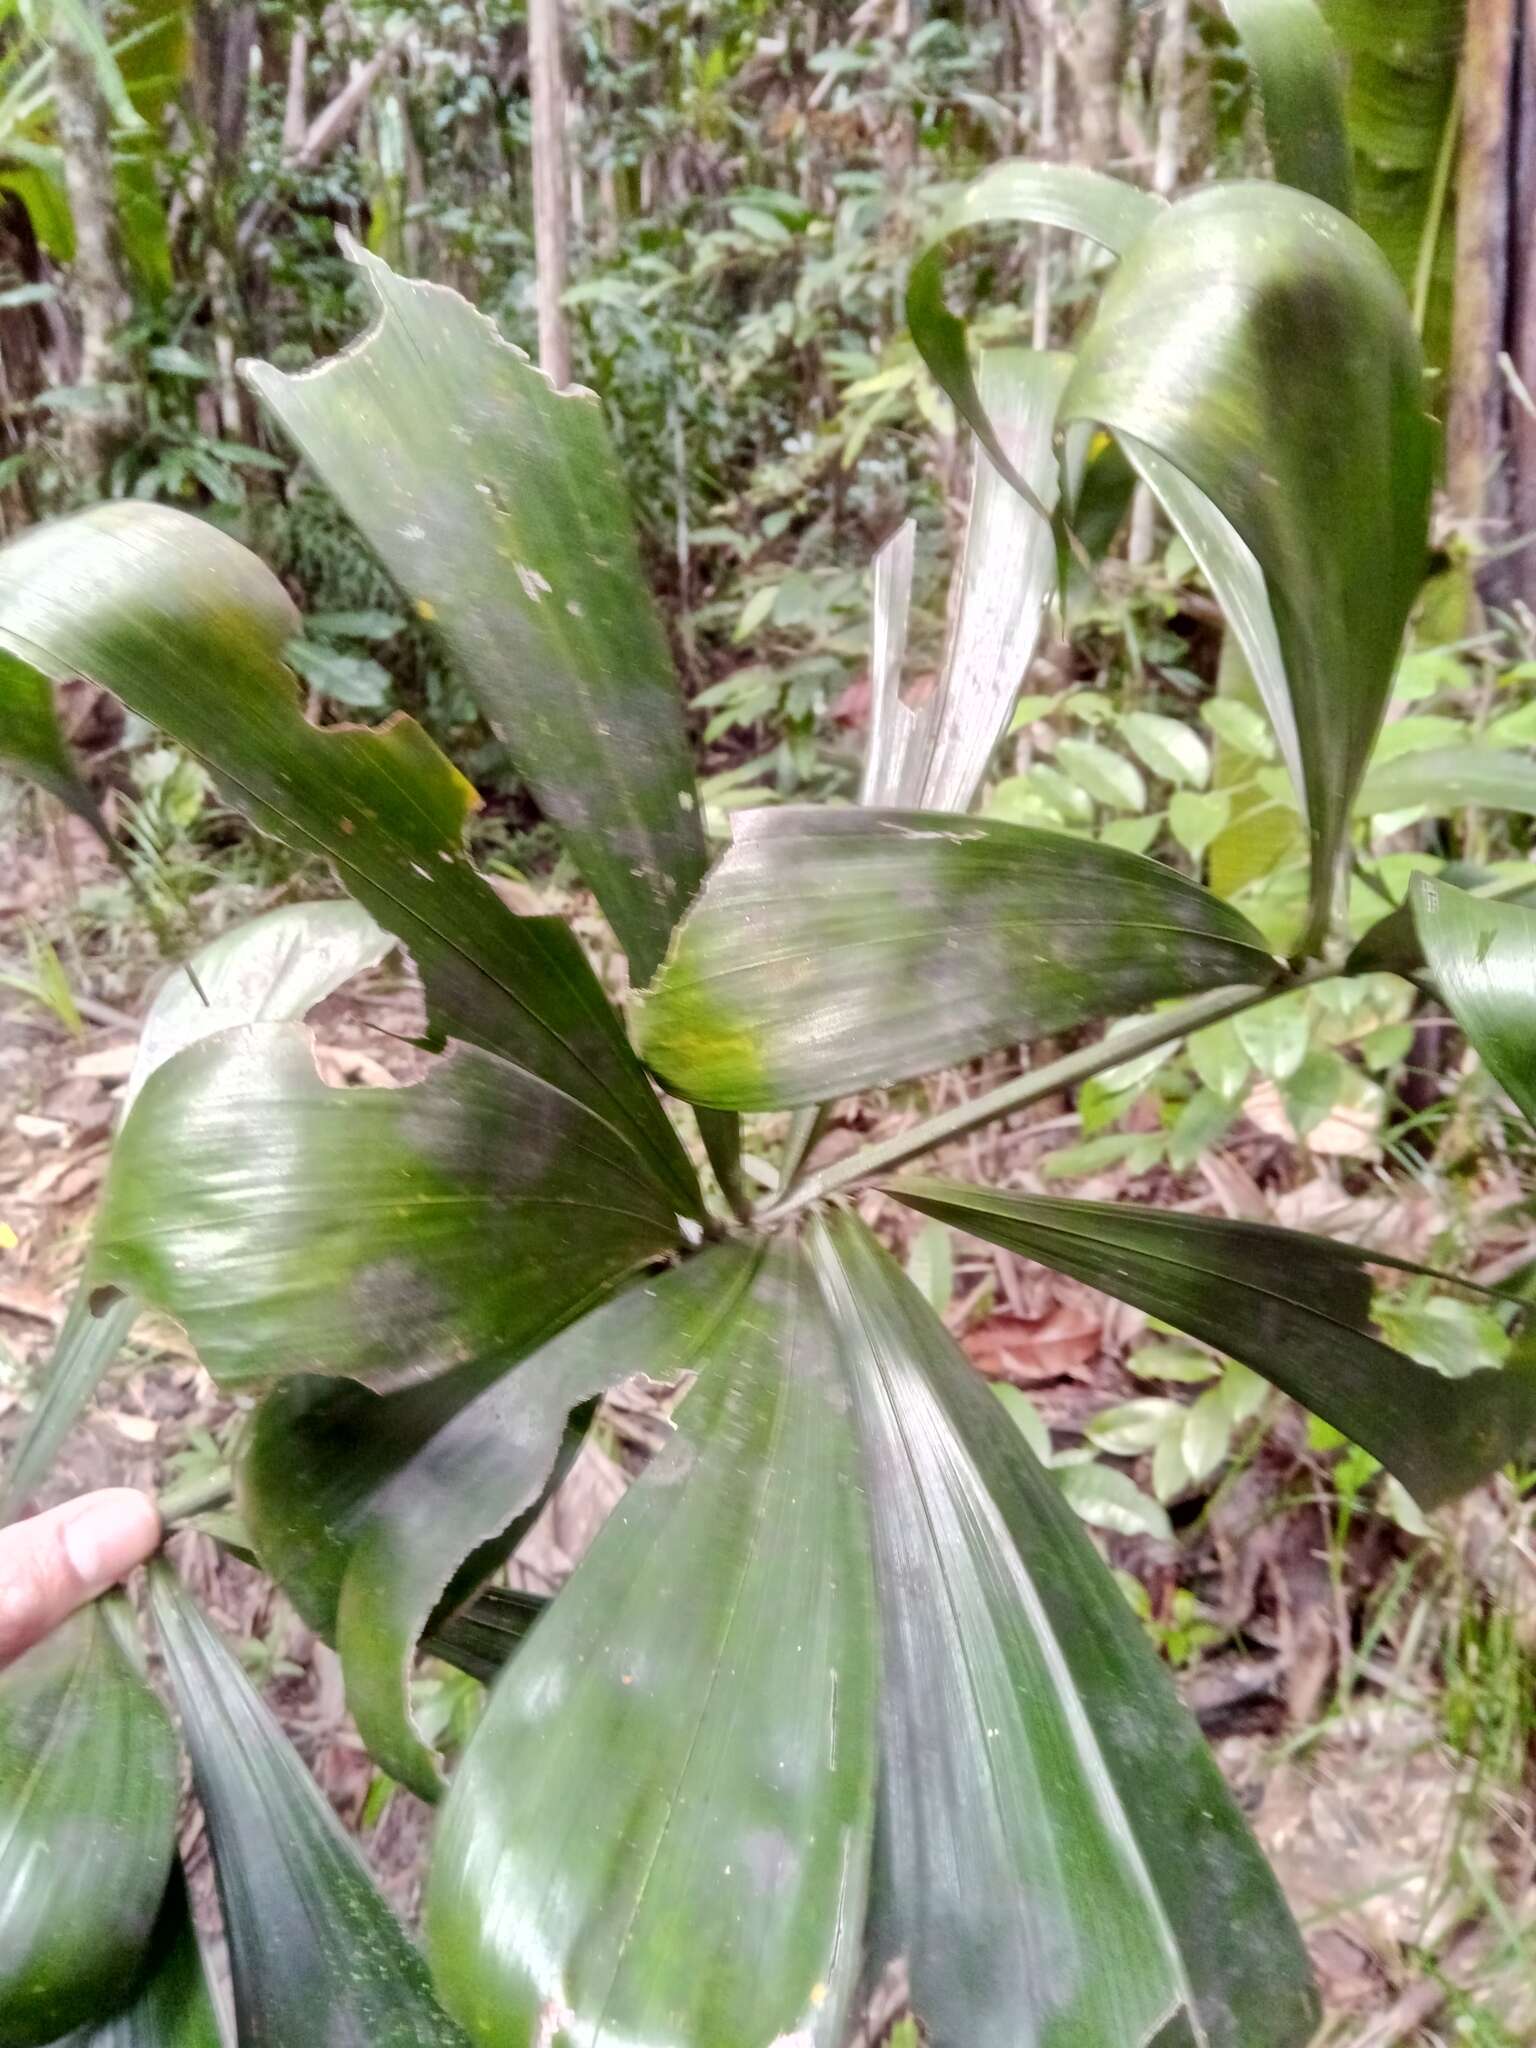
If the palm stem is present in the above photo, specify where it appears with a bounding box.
[157,1468,234,1527]
[758,971,1327,1223]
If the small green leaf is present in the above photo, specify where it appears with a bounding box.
[0,1598,179,2045]
[994,1382,1053,1463]
[1042,1132,1161,1181]
[1122,711,1210,788]
[1054,1460,1174,1541]
[148,1565,467,2048]
[1152,1424,1192,1503]
[1181,1386,1236,1482]
[1360,1020,1414,1072]
[1097,814,1161,855]
[734,583,777,641]
[1281,1047,1349,1136]
[1234,991,1310,1080]
[284,638,393,708]
[1169,788,1231,861]
[1056,736,1147,813]
[92,1024,680,1389]
[305,608,403,641]
[1166,1085,1239,1168]
[1127,1343,1223,1385]
[1201,697,1276,759]
[1087,1397,1185,1455]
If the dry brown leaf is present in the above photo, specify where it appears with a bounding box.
[962,1297,1102,1385]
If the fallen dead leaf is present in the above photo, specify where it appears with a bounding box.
[962,1298,1102,1385]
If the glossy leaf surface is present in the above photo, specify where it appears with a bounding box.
[127,897,392,1111]
[240,1247,757,1799]
[0,1599,178,2047]
[907,161,1160,491]
[92,1023,679,1388]
[1319,0,1462,364]
[3,901,394,1525]
[427,1240,877,2048]
[863,350,1069,814]
[149,1565,466,2048]
[1227,0,1355,214]
[636,807,1278,1109]
[0,501,698,1215]
[245,237,705,985]
[1121,438,1305,809]
[57,1865,221,2048]
[1413,876,1536,1128]
[1062,182,1432,949]
[893,1179,1536,1506]
[809,1211,1318,2048]
[859,518,915,807]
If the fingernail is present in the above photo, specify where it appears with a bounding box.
[62,1492,161,1590]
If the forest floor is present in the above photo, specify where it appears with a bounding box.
[3,814,1536,2046]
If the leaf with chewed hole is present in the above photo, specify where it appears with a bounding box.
[244,236,706,986]
[91,1023,679,1389]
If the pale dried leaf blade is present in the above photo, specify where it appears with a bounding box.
[867,351,1068,817]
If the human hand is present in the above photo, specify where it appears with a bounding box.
[0,1490,161,1668]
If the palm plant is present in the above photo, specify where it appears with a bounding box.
[1,5,1534,2045]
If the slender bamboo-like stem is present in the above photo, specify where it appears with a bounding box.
[529,0,573,388]
[758,971,1325,1223]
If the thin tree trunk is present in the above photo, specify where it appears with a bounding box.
[1068,0,1126,170]
[52,27,133,489]
[283,23,309,157]
[192,1,256,174]
[1446,0,1536,608]
[529,0,572,388]
[1505,1,1536,591]
[1128,0,1189,564]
